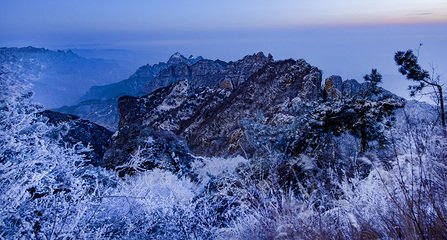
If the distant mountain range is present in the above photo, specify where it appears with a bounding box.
[0,46,134,108]
[56,52,270,130]
[78,52,204,101]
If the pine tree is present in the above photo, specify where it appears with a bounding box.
[363,68,382,95]
[358,69,384,152]
[394,49,445,130]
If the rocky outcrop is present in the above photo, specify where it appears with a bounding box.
[217,52,272,89]
[183,59,321,156]
[323,76,396,102]
[323,75,343,100]
[143,52,270,94]
[167,52,203,65]
[342,79,362,97]
[104,57,322,169]
[60,52,270,130]
[189,60,227,89]
[39,110,113,167]
[54,51,406,178]
[105,80,230,173]
[323,76,360,100]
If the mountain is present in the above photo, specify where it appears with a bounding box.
[54,98,119,131]
[4,50,444,239]
[79,52,204,101]
[100,54,406,178]
[52,52,408,175]
[38,110,113,166]
[0,46,133,108]
[103,58,321,171]
[54,52,407,173]
[57,52,270,130]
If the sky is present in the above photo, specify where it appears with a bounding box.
[1,0,447,100]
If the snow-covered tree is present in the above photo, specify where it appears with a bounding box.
[0,66,118,239]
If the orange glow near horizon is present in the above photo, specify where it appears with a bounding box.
[1,0,446,36]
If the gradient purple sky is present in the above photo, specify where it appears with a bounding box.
[1,0,446,100]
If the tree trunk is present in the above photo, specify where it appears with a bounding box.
[437,85,446,132]
[360,121,367,153]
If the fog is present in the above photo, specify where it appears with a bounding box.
[62,24,447,101]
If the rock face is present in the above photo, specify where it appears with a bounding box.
[342,79,362,97]
[184,59,321,156]
[221,52,271,87]
[106,81,231,171]
[323,76,396,102]
[58,52,270,131]
[57,54,203,131]
[39,110,113,167]
[143,59,225,94]
[142,51,270,94]
[79,53,204,102]
[104,57,322,169]
[323,75,343,100]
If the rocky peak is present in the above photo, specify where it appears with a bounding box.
[183,59,321,156]
[156,80,190,112]
[236,51,271,69]
[130,63,166,79]
[342,79,362,97]
[129,53,205,82]
[106,79,221,172]
[297,60,322,101]
[188,55,204,64]
[323,77,397,101]
[220,51,271,88]
[242,51,268,63]
[323,75,343,100]
[106,57,323,168]
[166,52,204,66]
[167,52,188,65]
[142,55,226,94]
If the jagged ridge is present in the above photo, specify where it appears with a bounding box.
[58,52,270,130]
[104,57,324,172]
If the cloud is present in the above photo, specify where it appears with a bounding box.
[418,12,434,16]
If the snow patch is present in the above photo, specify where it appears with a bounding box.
[192,156,248,188]
[157,80,189,111]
